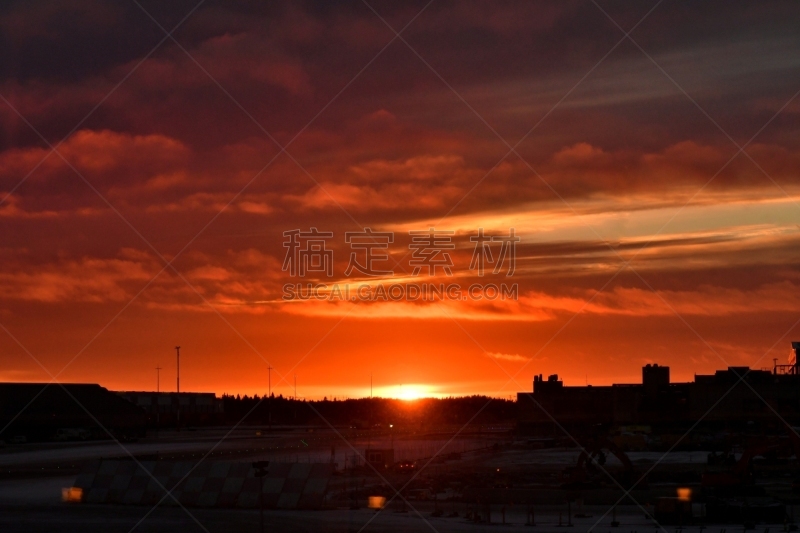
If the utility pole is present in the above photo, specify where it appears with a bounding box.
[369,373,374,451]
[268,365,273,432]
[156,366,162,437]
[175,346,181,431]
[294,374,297,401]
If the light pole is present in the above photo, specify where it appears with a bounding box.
[252,461,269,533]
[268,365,272,432]
[175,346,181,431]
[156,366,162,436]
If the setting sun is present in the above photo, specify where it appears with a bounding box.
[3,1,800,530]
[391,384,433,401]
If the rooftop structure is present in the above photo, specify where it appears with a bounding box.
[0,383,147,442]
[517,343,800,436]
[116,391,224,427]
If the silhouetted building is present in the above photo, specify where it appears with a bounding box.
[643,363,669,388]
[116,391,223,427]
[0,383,146,442]
[518,344,800,437]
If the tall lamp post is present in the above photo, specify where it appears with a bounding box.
[267,365,272,432]
[252,461,269,533]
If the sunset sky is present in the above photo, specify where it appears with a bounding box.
[2,0,800,399]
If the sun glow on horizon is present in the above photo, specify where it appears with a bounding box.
[378,384,435,401]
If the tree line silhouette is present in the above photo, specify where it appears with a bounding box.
[220,395,517,428]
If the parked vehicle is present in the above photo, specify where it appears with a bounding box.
[54,428,90,441]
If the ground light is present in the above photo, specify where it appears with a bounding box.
[61,487,82,503]
[368,496,386,509]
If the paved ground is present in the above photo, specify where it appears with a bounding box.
[0,476,71,505]
[0,434,788,532]
[0,427,498,473]
[0,503,747,533]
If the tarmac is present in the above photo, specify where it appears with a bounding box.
[0,502,758,533]
[0,427,794,532]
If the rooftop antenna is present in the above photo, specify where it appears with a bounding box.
[155,366,162,437]
[175,346,181,431]
[175,346,181,394]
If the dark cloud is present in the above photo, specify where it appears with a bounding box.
[1,0,800,394]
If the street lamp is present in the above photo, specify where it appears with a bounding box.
[252,461,269,533]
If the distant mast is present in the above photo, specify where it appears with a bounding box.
[775,342,800,375]
[176,346,181,431]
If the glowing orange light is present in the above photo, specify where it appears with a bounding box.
[677,487,691,501]
[61,487,83,503]
[368,496,386,509]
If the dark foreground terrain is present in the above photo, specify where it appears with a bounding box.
[0,503,727,533]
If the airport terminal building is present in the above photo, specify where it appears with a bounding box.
[0,383,147,442]
[517,344,800,437]
[116,391,224,427]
